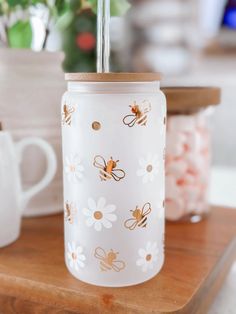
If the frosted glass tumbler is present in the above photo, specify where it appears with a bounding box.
[61,73,166,287]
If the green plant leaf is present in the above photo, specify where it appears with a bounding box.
[69,0,81,11]
[110,0,130,16]
[87,0,130,16]
[7,0,30,9]
[56,10,73,30]
[8,20,32,48]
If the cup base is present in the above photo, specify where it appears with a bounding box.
[0,231,20,248]
[65,255,165,288]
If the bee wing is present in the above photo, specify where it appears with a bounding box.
[93,155,106,169]
[70,106,75,113]
[142,100,151,113]
[72,207,77,215]
[124,218,138,230]
[142,202,152,216]
[94,247,107,260]
[68,216,73,224]
[123,114,137,127]
[64,202,69,214]
[112,260,126,272]
[111,169,126,181]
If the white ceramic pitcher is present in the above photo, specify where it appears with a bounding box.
[0,128,57,248]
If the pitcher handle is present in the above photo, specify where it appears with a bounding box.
[15,137,57,211]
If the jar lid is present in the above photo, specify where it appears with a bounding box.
[162,87,221,114]
[65,72,162,82]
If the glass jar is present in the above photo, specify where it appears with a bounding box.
[61,73,166,287]
[162,87,221,223]
[122,0,195,75]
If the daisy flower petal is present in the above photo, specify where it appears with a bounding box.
[105,213,117,222]
[139,157,146,167]
[103,205,116,213]
[94,221,102,231]
[136,242,159,272]
[137,169,146,177]
[137,154,160,184]
[88,198,97,211]
[102,219,112,229]
[67,242,86,270]
[138,248,146,258]
[83,197,117,231]
[136,258,144,266]
[83,208,92,217]
[86,217,95,227]
[65,154,84,183]
[97,197,106,209]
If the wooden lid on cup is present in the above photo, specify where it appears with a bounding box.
[161,87,221,114]
[65,72,162,82]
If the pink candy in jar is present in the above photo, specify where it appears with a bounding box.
[162,87,221,222]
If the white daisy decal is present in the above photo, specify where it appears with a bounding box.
[67,241,86,271]
[83,197,117,231]
[137,153,159,183]
[156,187,165,219]
[136,242,159,272]
[65,154,84,183]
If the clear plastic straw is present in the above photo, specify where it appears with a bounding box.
[97,0,110,73]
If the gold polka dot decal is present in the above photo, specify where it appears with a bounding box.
[92,121,101,130]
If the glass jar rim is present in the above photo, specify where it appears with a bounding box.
[65,72,162,82]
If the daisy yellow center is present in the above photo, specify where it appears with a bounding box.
[146,254,152,261]
[146,164,153,172]
[94,211,103,220]
[70,164,76,172]
[72,252,77,260]
[92,121,101,130]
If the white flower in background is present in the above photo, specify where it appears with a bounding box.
[67,242,86,270]
[136,242,159,272]
[137,153,159,183]
[83,197,117,231]
[65,154,84,183]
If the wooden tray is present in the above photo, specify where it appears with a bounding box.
[0,207,235,314]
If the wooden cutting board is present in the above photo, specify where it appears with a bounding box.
[0,207,235,314]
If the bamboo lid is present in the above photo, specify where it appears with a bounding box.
[162,87,221,114]
[65,72,162,82]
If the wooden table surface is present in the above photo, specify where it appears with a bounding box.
[0,207,235,314]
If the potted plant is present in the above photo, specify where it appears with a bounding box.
[0,0,130,217]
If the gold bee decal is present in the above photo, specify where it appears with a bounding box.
[124,202,152,231]
[94,247,126,272]
[64,201,77,224]
[123,100,151,127]
[93,155,126,181]
[62,104,76,126]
